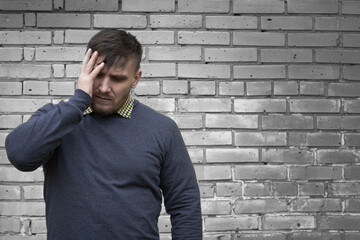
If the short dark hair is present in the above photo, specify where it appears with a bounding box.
[87,29,142,72]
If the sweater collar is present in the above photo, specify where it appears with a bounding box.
[83,97,134,119]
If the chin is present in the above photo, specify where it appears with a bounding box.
[92,105,117,116]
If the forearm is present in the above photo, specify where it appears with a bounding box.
[5,89,91,171]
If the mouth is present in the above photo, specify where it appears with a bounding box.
[95,95,112,102]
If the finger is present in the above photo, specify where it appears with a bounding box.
[89,62,105,78]
[81,48,92,72]
[84,51,99,74]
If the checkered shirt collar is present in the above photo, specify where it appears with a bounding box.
[83,97,134,119]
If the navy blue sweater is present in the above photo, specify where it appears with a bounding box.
[5,90,202,240]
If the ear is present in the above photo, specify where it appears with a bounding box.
[132,69,141,88]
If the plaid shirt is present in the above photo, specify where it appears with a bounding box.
[83,97,134,118]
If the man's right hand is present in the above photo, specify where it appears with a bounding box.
[76,48,105,97]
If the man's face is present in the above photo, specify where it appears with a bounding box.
[91,58,141,115]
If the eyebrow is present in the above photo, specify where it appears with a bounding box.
[111,74,128,80]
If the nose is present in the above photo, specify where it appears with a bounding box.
[98,76,111,93]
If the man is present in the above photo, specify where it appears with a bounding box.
[5,29,202,240]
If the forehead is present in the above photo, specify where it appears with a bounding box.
[96,56,137,75]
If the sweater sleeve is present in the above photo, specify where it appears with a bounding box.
[5,89,92,172]
[160,122,202,240]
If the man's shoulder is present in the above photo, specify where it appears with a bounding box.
[133,99,177,128]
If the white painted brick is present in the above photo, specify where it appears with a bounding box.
[53,64,65,78]
[288,65,340,79]
[23,185,43,200]
[94,14,147,28]
[66,64,81,78]
[201,200,231,215]
[288,33,339,47]
[129,31,174,44]
[182,131,232,146]
[234,0,285,13]
[0,166,44,182]
[0,0,52,11]
[300,82,325,96]
[195,164,232,181]
[65,0,118,11]
[205,216,258,231]
[178,64,230,79]
[234,99,286,113]
[207,148,258,163]
[234,32,285,46]
[178,0,230,13]
[219,82,244,96]
[0,185,20,200]
[0,132,7,147]
[290,99,340,113]
[135,81,160,95]
[0,31,51,45]
[0,115,22,128]
[65,30,99,44]
[261,49,312,63]
[187,148,204,163]
[345,100,360,113]
[53,31,64,44]
[23,81,48,95]
[162,80,188,94]
[0,48,22,61]
[122,0,175,12]
[316,17,360,31]
[178,31,230,45]
[167,114,203,129]
[261,16,312,30]
[0,82,22,95]
[37,13,91,28]
[150,15,202,29]
[141,63,176,78]
[31,218,47,234]
[0,218,20,232]
[206,16,257,29]
[0,98,50,113]
[328,83,360,97]
[178,98,231,112]
[24,13,35,27]
[288,0,338,13]
[246,81,272,96]
[138,98,175,112]
[343,34,360,47]
[190,81,216,95]
[158,216,171,233]
[49,82,75,96]
[0,64,51,79]
[316,50,360,64]
[205,48,257,62]
[0,202,45,216]
[24,47,35,61]
[0,150,9,164]
[54,0,64,10]
[342,1,360,14]
[206,114,258,129]
[274,81,299,95]
[35,47,86,62]
[344,65,360,80]
[0,14,23,28]
[235,132,287,147]
[149,46,201,61]
[234,65,285,79]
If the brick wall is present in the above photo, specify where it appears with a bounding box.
[0,0,360,239]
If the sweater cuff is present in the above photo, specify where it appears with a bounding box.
[68,89,92,112]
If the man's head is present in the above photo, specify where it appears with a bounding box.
[87,29,142,115]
